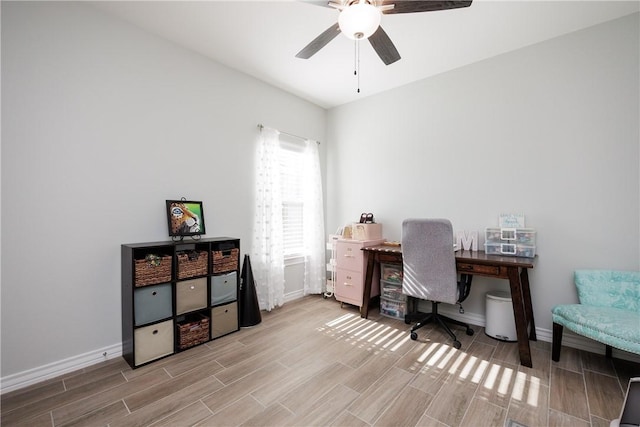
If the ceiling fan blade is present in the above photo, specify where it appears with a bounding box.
[296,23,341,59]
[301,0,332,6]
[368,26,400,65]
[381,1,472,14]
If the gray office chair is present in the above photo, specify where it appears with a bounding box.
[402,218,474,349]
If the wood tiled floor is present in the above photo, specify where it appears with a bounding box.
[2,295,638,426]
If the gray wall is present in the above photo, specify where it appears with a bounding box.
[1,1,326,381]
[326,13,639,328]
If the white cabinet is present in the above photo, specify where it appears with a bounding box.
[335,238,384,309]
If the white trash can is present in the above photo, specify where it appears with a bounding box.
[485,291,517,341]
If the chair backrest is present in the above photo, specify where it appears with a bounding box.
[401,218,458,305]
[575,269,640,312]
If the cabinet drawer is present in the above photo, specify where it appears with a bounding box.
[134,282,172,326]
[456,262,500,276]
[211,302,238,339]
[335,269,363,305]
[380,299,407,319]
[381,281,406,301]
[176,278,207,315]
[134,320,173,366]
[381,264,403,284]
[211,272,238,306]
[336,241,365,271]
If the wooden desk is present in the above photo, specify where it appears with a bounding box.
[361,245,537,368]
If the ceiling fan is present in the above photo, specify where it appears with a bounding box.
[296,0,473,65]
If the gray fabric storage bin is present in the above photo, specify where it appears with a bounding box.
[134,282,172,326]
[211,271,237,305]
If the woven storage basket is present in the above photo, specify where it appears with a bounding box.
[177,314,210,350]
[177,250,208,279]
[134,255,172,287]
[212,248,239,273]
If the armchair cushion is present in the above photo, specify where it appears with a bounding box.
[552,304,640,355]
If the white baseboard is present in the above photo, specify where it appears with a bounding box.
[3,299,638,395]
[2,292,305,394]
[284,289,305,303]
[0,343,122,395]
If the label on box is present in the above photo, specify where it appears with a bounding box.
[499,214,525,228]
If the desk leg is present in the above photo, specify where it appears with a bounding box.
[520,268,537,341]
[361,252,375,319]
[507,267,533,368]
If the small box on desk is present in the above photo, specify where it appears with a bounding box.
[485,227,536,258]
[484,242,536,258]
[352,223,382,241]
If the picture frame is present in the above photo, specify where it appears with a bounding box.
[166,200,206,238]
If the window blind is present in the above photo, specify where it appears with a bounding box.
[279,138,306,258]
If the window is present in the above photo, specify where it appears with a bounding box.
[253,126,325,303]
[279,137,306,259]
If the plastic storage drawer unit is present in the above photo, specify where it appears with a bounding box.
[381,263,403,283]
[380,299,407,319]
[485,227,536,258]
[484,242,536,258]
[381,283,405,301]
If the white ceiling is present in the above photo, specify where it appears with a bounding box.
[93,1,639,109]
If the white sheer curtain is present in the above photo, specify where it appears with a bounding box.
[252,128,285,311]
[302,139,326,295]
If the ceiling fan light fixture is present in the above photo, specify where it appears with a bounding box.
[338,1,381,40]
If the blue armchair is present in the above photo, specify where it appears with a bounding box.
[551,270,640,361]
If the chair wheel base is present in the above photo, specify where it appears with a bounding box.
[453,340,462,349]
[410,331,418,340]
[466,328,474,336]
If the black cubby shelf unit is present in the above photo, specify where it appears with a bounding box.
[121,237,241,369]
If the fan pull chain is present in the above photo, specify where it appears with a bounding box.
[354,39,357,77]
[357,39,360,93]
[353,39,361,93]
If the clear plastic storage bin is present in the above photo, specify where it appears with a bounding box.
[484,242,536,258]
[485,227,536,245]
[381,264,403,283]
[485,228,536,258]
[381,282,405,301]
[380,299,406,319]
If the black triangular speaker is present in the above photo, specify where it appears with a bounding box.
[239,254,262,327]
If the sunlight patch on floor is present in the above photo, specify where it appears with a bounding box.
[418,343,440,363]
[318,313,541,408]
[437,347,458,370]
[512,371,528,401]
[498,366,514,396]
